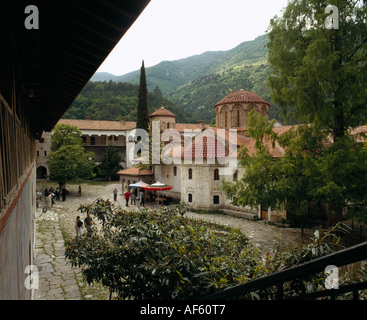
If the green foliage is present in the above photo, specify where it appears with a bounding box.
[63,81,195,123]
[222,111,367,224]
[47,124,96,184]
[136,61,149,131]
[97,144,122,181]
[50,123,83,152]
[223,0,367,226]
[267,0,367,137]
[91,35,287,124]
[168,59,285,124]
[311,135,367,218]
[65,201,265,299]
[65,200,366,300]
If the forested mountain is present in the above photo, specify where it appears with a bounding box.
[63,81,196,123]
[84,34,289,124]
[92,51,226,97]
[92,34,270,95]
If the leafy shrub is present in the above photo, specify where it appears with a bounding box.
[65,200,367,300]
[65,200,265,299]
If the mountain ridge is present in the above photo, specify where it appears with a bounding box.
[89,34,286,124]
[91,34,269,95]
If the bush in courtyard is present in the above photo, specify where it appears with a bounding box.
[65,200,367,300]
[65,200,265,299]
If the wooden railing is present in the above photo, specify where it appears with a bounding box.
[203,241,367,300]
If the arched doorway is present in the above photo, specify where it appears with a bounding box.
[36,166,47,179]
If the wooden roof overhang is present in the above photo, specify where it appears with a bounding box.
[3,0,150,135]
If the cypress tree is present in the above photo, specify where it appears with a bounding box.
[136,60,149,131]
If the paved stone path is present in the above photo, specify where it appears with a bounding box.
[186,211,314,254]
[33,209,82,300]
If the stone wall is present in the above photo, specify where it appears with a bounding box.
[35,131,52,179]
[216,103,269,129]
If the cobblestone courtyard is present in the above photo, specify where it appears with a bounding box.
[33,181,315,300]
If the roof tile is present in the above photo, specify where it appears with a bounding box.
[215,89,270,107]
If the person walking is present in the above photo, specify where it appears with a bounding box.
[139,189,145,207]
[113,188,118,201]
[55,187,60,201]
[61,185,67,201]
[124,191,130,207]
[75,216,83,236]
[130,193,136,205]
[48,190,55,207]
[36,190,42,208]
[78,185,82,197]
[84,213,93,232]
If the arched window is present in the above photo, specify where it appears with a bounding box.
[188,193,193,203]
[188,168,192,179]
[173,166,177,176]
[213,195,220,204]
[214,169,219,180]
[236,110,240,127]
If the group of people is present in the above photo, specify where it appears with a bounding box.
[36,185,69,209]
[75,213,93,236]
[116,189,173,207]
[72,186,174,237]
[110,188,145,207]
[44,185,68,202]
[123,189,145,207]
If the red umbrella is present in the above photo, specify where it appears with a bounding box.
[142,181,173,191]
[142,182,172,204]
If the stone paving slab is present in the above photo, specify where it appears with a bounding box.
[33,209,82,300]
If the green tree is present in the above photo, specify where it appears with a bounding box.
[267,0,367,139]
[222,110,315,221]
[50,123,83,151]
[136,60,149,131]
[47,124,96,184]
[153,85,163,97]
[98,143,122,181]
[222,111,367,229]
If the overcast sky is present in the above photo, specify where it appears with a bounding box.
[96,0,289,76]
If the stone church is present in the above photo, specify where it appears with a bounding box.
[152,89,285,221]
[34,89,291,221]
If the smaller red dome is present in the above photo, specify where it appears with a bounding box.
[149,106,176,118]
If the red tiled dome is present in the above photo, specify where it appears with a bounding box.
[215,89,270,107]
[149,106,176,118]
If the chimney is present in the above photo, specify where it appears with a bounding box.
[198,120,204,129]
[86,116,90,120]
[120,117,125,124]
